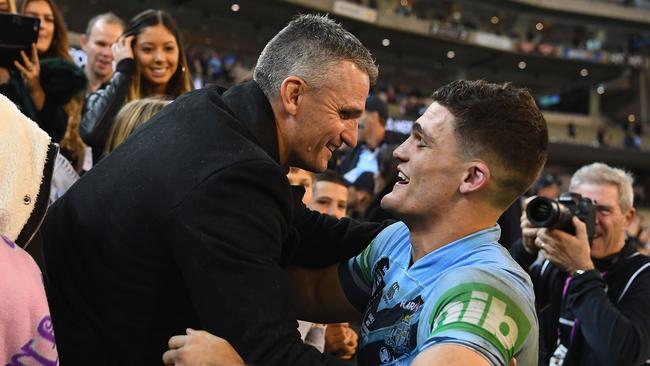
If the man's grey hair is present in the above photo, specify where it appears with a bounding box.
[569,162,635,212]
[253,14,378,99]
[85,12,125,37]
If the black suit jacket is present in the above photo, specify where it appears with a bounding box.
[43,81,384,366]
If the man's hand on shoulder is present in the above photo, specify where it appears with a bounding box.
[163,329,245,366]
[536,217,595,274]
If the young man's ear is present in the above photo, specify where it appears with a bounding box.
[279,76,306,117]
[459,161,490,194]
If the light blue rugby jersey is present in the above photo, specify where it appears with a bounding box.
[339,222,538,366]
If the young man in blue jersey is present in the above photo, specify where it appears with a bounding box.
[164,80,548,366]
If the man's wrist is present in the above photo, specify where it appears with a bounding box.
[570,266,597,278]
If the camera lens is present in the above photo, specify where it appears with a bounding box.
[526,196,560,227]
[529,201,553,222]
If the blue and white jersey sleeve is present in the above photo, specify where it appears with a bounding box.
[416,267,538,366]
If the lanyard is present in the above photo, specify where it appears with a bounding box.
[559,271,608,342]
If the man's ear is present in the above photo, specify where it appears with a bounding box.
[459,160,491,194]
[623,207,637,229]
[279,76,306,117]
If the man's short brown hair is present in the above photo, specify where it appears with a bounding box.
[432,80,548,208]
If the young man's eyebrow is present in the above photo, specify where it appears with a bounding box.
[412,122,434,143]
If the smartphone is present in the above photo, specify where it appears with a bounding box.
[0,12,40,68]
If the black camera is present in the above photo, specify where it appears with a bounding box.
[0,13,40,68]
[525,192,596,245]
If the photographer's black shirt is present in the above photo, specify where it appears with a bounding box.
[511,240,650,366]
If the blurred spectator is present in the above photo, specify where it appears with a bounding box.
[305,170,360,360]
[529,173,562,199]
[185,46,204,89]
[347,171,374,220]
[364,144,399,223]
[104,96,170,155]
[208,50,223,82]
[1,0,86,150]
[339,95,406,182]
[511,162,650,365]
[623,124,642,149]
[230,59,252,85]
[394,0,415,17]
[80,12,125,95]
[311,170,349,219]
[567,122,576,139]
[13,0,87,172]
[399,94,427,119]
[81,9,192,163]
[596,126,610,147]
[0,0,16,12]
[0,94,58,364]
[287,168,359,358]
[287,167,315,205]
[636,227,650,256]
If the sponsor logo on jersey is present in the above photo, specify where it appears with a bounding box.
[429,283,531,361]
[400,299,422,312]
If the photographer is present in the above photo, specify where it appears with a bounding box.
[510,162,650,366]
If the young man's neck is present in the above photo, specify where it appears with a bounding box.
[407,209,498,263]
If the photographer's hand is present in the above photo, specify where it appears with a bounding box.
[536,217,594,274]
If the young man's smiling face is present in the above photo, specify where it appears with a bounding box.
[381,102,467,222]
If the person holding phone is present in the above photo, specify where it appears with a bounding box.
[0,0,86,170]
[0,0,17,92]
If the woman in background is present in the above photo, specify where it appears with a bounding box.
[0,0,16,12]
[0,0,86,170]
[81,9,192,162]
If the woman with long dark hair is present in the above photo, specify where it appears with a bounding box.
[81,9,192,162]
